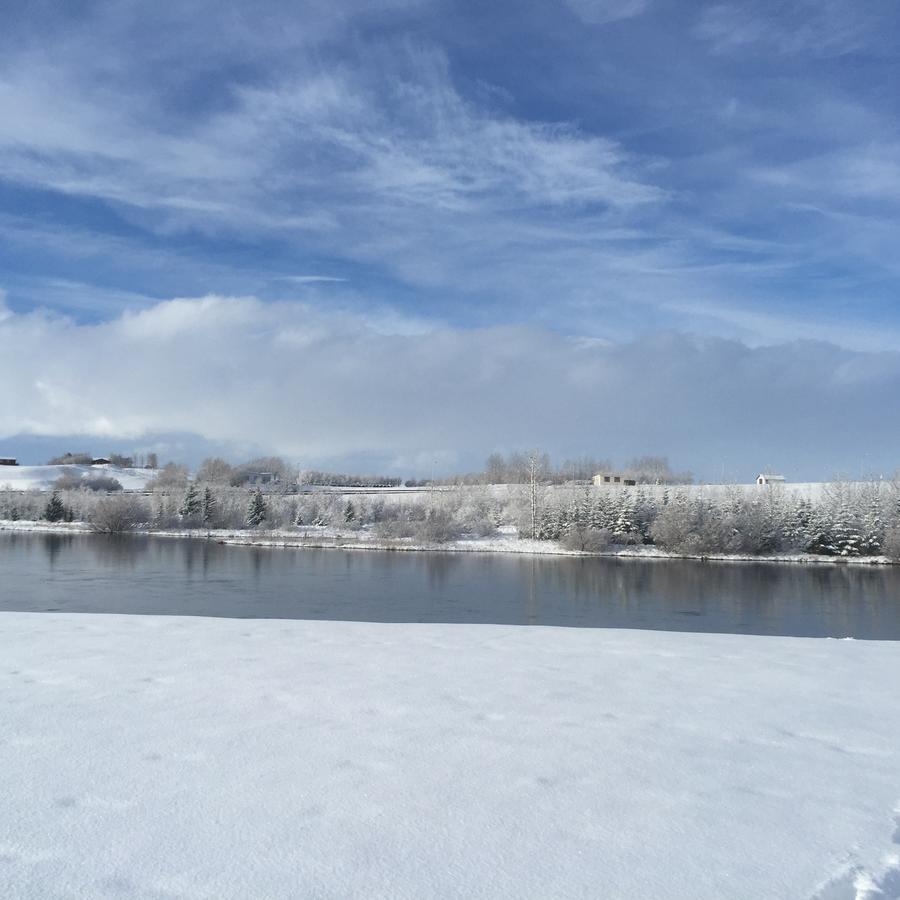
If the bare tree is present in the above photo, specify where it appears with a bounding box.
[89,495,150,533]
[196,457,235,484]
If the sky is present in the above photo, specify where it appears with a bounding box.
[1,0,899,480]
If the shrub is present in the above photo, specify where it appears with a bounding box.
[883,526,900,561]
[89,495,150,533]
[649,501,735,555]
[411,508,462,544]
[82,475,124,493]
[561,525,612,553]
[455,493,498,537]
[373,517,416,540]
[47,453,93,465]
[53,471,84,491]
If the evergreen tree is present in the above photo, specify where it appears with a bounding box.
[575,486,592,528]
[831,503,862,557]
[44,491,66,523]
[805,504,835,555]
[613,490,639,542]
[589,494,612,530]
[201,487,217,526]
[557,501,572,536]
[310,503,327,526]
[179,483,201,519]
[343,500,356,524]
[535,505,558,540]
[633,488,653,543]
[491,502,504,529]
[861,493,884,556]
[246,489,268,527]
[784,499,813,552]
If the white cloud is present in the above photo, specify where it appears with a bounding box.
[564,0,650,26]
[1,294,899,478]
[278,276,349,284]
[694,2,880,57]
[752,143,900,205]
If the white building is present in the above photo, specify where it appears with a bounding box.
[247,472,278,486]
[757,473,786,486]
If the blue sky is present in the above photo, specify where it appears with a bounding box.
[1,0,899,478]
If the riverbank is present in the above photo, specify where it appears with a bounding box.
[1,518,897,566]
[2,612,899,898]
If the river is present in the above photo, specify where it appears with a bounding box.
[2,532,900,638]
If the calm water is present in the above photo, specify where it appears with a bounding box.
[1,533,899,639]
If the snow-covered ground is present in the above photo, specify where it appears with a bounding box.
[0,464,155,491]
[1,613,899,899]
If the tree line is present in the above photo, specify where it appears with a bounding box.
[5,478,900,560]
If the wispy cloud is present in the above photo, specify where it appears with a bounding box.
[0,44,660,229]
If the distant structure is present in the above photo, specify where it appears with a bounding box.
[757,473,786,486]
[0,457,17,466]
[592,471,637,487]
[247,472,277,486]
[91,457,112,466]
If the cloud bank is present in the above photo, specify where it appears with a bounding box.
[1,295,898,480]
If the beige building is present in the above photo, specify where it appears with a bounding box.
[592,472,636,487]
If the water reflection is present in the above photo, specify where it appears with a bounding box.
[1,533,899,639]
[42,534,72,569]
[87,534,148,569]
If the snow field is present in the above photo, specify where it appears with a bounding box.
[0,464,155,492]
[1,614,899,898]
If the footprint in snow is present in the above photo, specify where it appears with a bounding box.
[810,805,900,899]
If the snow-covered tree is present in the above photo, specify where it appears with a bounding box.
[860,489,884,556]
[201,487,217,526]
[44,491,66,523]
[246,489,268,528]
[179,483,201,520]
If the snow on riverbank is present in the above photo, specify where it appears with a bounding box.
[1,613,899,899]
[1,518,896,566]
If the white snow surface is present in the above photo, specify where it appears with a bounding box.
[0,464,154,491]
[2,614,900,899]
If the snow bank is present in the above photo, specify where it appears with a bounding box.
[0,464,154,491]
[1,613,899,899]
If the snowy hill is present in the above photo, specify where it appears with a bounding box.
[0,464,155,491]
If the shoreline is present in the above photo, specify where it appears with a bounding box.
[1,519,896,567]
